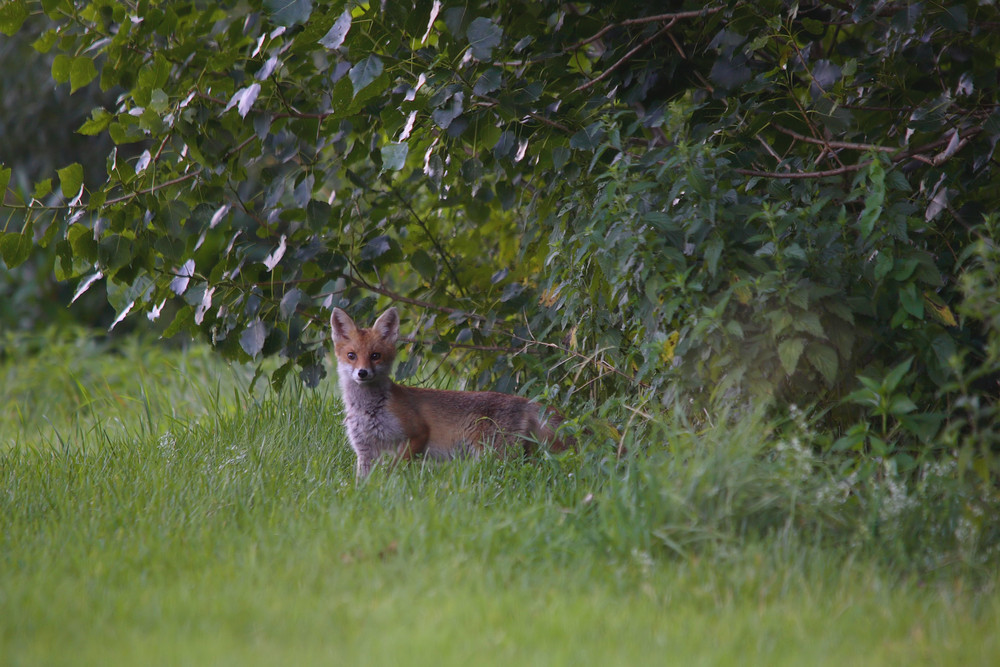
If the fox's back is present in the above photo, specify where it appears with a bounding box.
[388,385,565,457]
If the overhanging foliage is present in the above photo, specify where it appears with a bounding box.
[2,0,999,469]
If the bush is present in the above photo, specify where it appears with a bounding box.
[2,1,998,476]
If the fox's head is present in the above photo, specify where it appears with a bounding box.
[330,307,399,386]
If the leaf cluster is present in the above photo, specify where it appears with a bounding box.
[2,0,999,473]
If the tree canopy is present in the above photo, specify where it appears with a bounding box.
[2,0,999,471]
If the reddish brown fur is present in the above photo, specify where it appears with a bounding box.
[330,306,569,477]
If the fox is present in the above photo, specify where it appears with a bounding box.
[330,306,570,478]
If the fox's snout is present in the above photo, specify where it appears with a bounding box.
[351,366,375,383]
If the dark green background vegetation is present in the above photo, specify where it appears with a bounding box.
[2,1,999,485]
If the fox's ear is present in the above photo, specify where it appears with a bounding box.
[372,307,399,343]
[330,307,357,344]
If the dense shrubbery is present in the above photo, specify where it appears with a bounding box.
[1,1,998,476]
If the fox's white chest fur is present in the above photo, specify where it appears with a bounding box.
[338,370,406,477]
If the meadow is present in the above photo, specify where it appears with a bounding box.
[1,330,998,665]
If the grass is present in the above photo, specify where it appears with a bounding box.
[1,329,998,665]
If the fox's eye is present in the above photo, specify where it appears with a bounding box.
[346,352,357,361]
[370,352,381,361]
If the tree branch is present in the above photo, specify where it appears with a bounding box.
[574,20,676,93]
[568,6,725,51]
[772,124,898,153]
[736,162,871,179]
[742,127,984,179]
[103,171,202,206]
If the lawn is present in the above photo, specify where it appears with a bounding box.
[1,330,997,665]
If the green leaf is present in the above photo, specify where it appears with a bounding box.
[551,147,570,169]
[709,53,751,90]
[70,56,98,93]
[360,235,393,261]
[883,357,913,392]
[349,55,384,97]
[265,0,313,27]
[279,288,303,319]
[0,232,32,268]
[570,123,605,151]
[319,9,352,49]
[424,153,444,189]
[869,436,889,457]
[0,0,27,36]
[889,395,918,416]
[843,388,879,408]
[704,237,723,277]
[939,5,968,31]
[806,343,838,387]
[432,93,464,130]
[873,251,893,281]
[381,142,409,171]
[0,165,10,195]
[163,305,194,339]
[270,360,295,393]
[410,249,436,281]
[899,283,923,319]
[832,430,867,452]
[51,54,71,83]
[791,311,825,338]
[778,338,805,376]
[97,234,132,273]
[57,163,84,199]
[149,89,169,113]
[460,158,483,183]
[32,29,58,53]
[473,68,502,96]
[240,319,266,357]
[77,108,112,136]
[68,223,97,261]
[54,240,75,281]
[467,17,502,60]
[858,159,885,239]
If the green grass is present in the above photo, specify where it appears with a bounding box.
[1,330,998,665]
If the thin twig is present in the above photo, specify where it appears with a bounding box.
[772,124,897,153]
[103,171,202,206]
[383,180,467,298]
[567,6,725,51]
[741,126,982,179]
[574,20,676,93]
[736,162,871,179]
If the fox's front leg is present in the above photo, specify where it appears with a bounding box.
[355,453,374,479]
